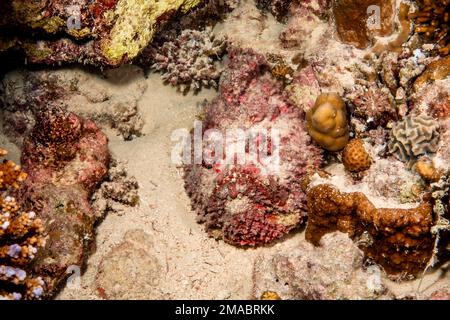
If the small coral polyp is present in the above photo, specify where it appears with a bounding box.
[0,149,46,300]
[184,48,323,246]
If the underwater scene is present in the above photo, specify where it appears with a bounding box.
[0,0,448,301]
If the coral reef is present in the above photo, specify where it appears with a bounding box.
[305,183,436,276]
[388,114,440,165]
[1,66,147,141]
[183,48,323,246]
[342,139,372,173]
[253,232,393,299]
[409,0,450,56]
[0,149,46,300]
[332,0,395,49]
[306,93,349,151]
[143,27,227,93]
[0,0,205,66]
[19,105,110,296]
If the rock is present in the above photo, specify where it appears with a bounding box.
[333,0,395,49]
[253,232,393,299]
[95,229,163,299]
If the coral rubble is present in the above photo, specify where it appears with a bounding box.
[306,93,349,151]
[184,48,323,246]
[253,232,393,299]
[0,149,46,300]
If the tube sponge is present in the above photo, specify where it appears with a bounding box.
[306,93,349,151]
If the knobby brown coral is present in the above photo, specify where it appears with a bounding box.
[0,149,46,300]
[388,114,440,165]
[409,0,450,56]
[305,183,435,275]
[306,93,349,151]
[342,139,372,172]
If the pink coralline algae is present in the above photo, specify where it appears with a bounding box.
[19,105,110,296]
[183,48,323,246]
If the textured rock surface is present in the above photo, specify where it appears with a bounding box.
[19,106,110,297]
[333,0,395,49]
[253,232,393,299]
[94,229,163,299]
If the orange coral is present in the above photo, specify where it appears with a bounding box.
[306,93,349,151]
[415,158,442,182]
[305,183,435,275]
[342,139,372,172]
[0,149,46,300]
[409,0,450,56]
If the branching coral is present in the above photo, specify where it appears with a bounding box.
[306,93,349,151]
[144,27,227,93]
[0,149,46,300]
[184,48,323,246]
[409,0,450,56]
[388,114,440,165]
[305,183,435,276]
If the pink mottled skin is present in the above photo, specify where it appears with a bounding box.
[184,48,323,246]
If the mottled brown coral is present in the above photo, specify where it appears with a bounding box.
[413,56,450,92]
[306,93,349,151]
[409,0,450,56]
[333,0,395,49]
[342,139,372,172]
[305,183,435,275]
[415,158,442,183]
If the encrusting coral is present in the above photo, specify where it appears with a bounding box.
[184,47,323,246]
[409,0,450,56]
[0,149,46,300]
[305,183,435,276]
[342,139,372,173]
[144,27,227,93]
[415,158,442,183]
[306,93,349,151]
[388,114,440,165]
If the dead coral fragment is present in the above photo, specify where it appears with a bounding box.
[388,114,440,164]
[0,150,46,300]
[342,139,372,172]
[148,27,226,93]
[409,0,450,56]
[305,184,435,275]
[306,93,349,151]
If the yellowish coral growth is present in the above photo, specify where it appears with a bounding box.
[342,139,372,173]
[306,93,349,151]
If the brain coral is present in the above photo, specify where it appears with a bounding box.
[183,47,323,246]
[306,93,349,151]
[0,149,46,300]
[388,114,440,165]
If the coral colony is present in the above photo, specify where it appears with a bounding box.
[0,0,449,300]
